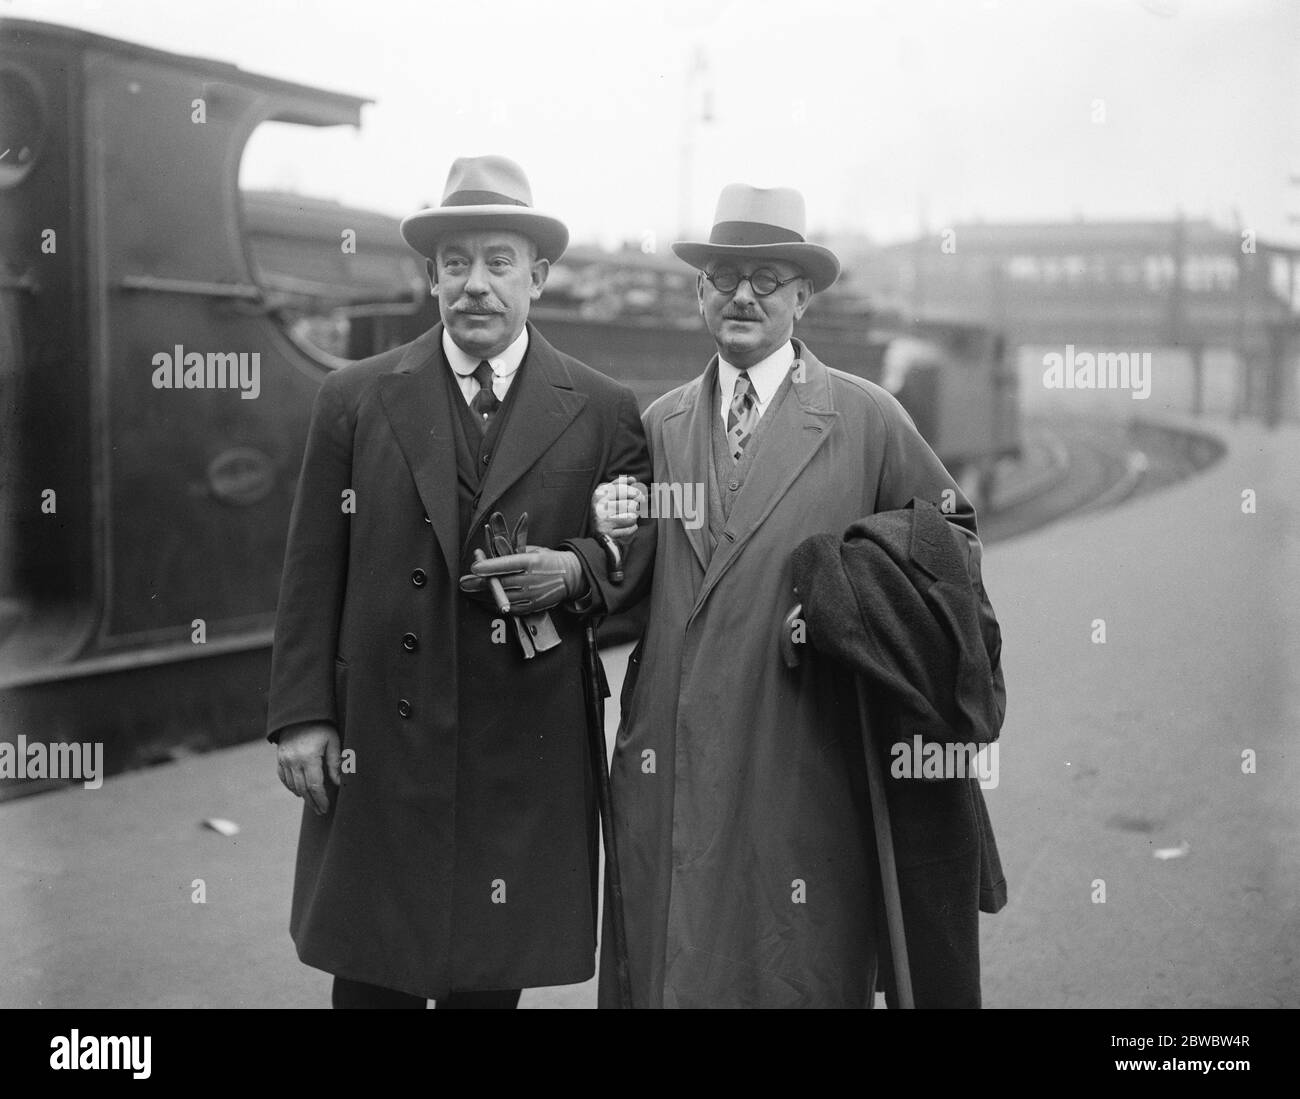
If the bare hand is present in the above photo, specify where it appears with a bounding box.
[592,476,647,544]
[276,722,341,815]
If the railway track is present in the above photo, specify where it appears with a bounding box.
[981,415,1223,545]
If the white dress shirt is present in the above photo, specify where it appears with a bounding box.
[718,339,795,426]
[443,326,528,406]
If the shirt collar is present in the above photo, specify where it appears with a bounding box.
[718,339,795,407]
[442,325,529,379]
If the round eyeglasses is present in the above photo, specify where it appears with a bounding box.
[703,266,804,297]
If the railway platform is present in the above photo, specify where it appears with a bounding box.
[1,412,1296,1009]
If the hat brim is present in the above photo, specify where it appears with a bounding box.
[671,240,840,293]
[400,205,569,264]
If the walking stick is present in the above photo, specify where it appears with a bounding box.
[585,532,633,1007]
[782,601,913,1008]
[855,679,915,1009]
[584,620,632,1008]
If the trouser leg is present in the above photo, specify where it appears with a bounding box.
[331,975,426,1009]
[436,988,522,1009]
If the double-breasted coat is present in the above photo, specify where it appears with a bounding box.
[267,321,653,999]
[597,340,996,1008]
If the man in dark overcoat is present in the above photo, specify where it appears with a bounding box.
[268,155,653,1008]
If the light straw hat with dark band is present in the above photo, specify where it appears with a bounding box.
[672,183,840,292]
[400,154,569,264]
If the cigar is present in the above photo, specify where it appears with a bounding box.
[473,548,513,616]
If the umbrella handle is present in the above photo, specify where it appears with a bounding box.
[597,533,624,584]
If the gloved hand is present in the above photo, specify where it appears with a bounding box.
[460,546,588,614]
[457,510,538,611]
[592,475,648,544]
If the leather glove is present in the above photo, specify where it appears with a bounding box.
[457,510,535,611]
[460,546,588,614]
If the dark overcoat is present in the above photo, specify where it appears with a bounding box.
[791,500,1008,1007]
[598,340,997,1008]
[267,321,652,999]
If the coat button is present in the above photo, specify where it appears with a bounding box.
[728,479,740,491]
[401,632,418,652]
[423,513,431,525]
[397,699,412,718]
[481,453,490,465]
[411,569,427,587]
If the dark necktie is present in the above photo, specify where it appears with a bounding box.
[727,370,759,462]
[471,360,499,433]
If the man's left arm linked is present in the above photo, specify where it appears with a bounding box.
[560,386,656,616]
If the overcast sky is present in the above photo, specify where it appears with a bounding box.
[6,0,1298,247]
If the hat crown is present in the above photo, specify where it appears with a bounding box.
[671,182,840,291]
[441,154,534,208]
[401,155,568,262]
[711,184,808,242]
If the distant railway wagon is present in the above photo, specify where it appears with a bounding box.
[0,19,1018,789]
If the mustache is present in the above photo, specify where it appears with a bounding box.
[454,301,505,315]
[723,309,763,320]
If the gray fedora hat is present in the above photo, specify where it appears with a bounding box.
[400,154,569,263]
[672,183,840,292]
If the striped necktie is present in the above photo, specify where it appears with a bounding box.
[471,360,499,433]
[727,370,759,462]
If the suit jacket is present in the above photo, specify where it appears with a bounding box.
[267,321,653,999]
[792,498,1008,1007]
[598,338,995,1008]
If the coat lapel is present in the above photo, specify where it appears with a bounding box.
[692,342,838,616]
[465,323,588,544]
[377,323,459,581]
[660,363,715,573]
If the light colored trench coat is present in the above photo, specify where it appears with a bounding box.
[598,340,983,1008]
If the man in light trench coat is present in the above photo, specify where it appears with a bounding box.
[591,183,1005,1008]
